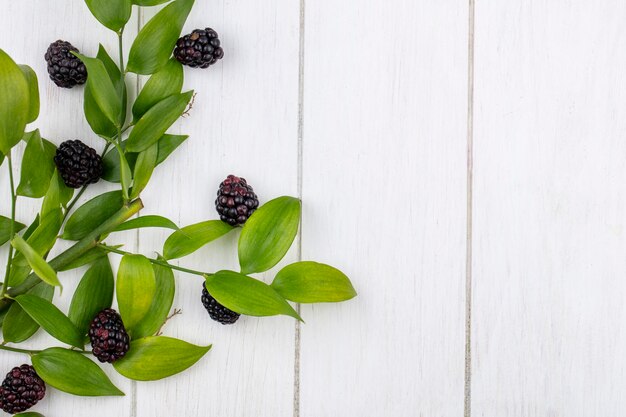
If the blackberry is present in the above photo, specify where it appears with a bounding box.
[174,28,224,68]
[44,40,87,88]
[201,283,240,325]
[54,140,103,188]
[215,175,259,226]
[0,364,45,414]
[88,309,130,363]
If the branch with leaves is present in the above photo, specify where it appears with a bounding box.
[0,0,356,414]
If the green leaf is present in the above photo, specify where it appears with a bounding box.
[11,235,61,288]
[13,208,62,266]
[0,215,25,246]
[18,65,39,123]
[130,142,157,198]
[117,254,156,332]
[68,257,114,335]
[14,412,46,417]
[32,348,124,396]
[163,220,234,260]
[17,130,56,198]
[85,84,117,138]
[96,45,127,127]
[271,261,357,303]
[132,0,170,5]
[132,260,175,339]
[3,282,53,343]
[126,91,193,152]
[75,53,121,126]
[57,247,108,271]
[16,294,84,348]
[156,134,188,164]
[41,170,74,218]
[63,191,124,240]
[205,270,302,320]
[127,0,195,74]
[113,215,178,232]
[0,49,29,154]
[238,196,301,274]
[117,145,132,201]
[132,59,183,122]
[113,336,210,381]
[85,0,132,32]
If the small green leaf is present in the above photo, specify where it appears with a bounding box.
[130,142,157,198]
[85,0,132,32]
[0,49,29,154]
[113,336,210,381]
[96,45,127,127]
[14,208,62,266]
[69,257,114,335]
[163,220,234,260]
[18,65,39,123]
[271,261,357,303]
[14,412,46,417]
[113,215,178,232]
[132,59,183,121]
[85,84,117,138]
[57,247,109,272]
[3,282,53,343]
[132,0,170,5]
[17,130,56,198]
[41,170,74,218]
[16,294,84,347]
[63,191,124,240]
[132,260,175,339]
[156,134,188,164]
[0,215,25,246]
[11,235,61,288]
[205,271,302,320]
[75,53,121,126]
[126,91,193,152]
[32,348,124,396]
[117,254,156,332]
[127,0,195,74]
[238,196,301,274]
[117,146,132,201]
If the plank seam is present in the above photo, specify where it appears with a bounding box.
[464,0,475,416]
[293,0,306,416]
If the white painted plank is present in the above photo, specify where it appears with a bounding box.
[472,2,626,416]
[134,1,300,416]
[300,1,468,416]
[0,1,138,417]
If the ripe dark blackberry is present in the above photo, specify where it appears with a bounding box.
[215,175,259,226]
[201,283,240,325]
[0,364,45,414]
[174,28,224,68]
[44,40,87,88]
[54,140,103,189]
[89,309,130,363]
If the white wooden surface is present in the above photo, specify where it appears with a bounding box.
[1,1,626,416]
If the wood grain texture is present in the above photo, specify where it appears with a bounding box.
[133,1,300,416]
[299,1,468,416]
[472,1,626,416]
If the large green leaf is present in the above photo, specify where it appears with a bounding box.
[32,348,124,396]
[130,142,157,198]
[14,412,46,417]
[62,191,124,240]
[75,53,121,126]
[0,215,25,246]
[17,130,56,198]
[238,196,301,274]
[132,260,175,339]
[114,215,178,232]
[68,257,114,335]
[97,45,127,127]
[127,0,195,74]
[132,0,170,5]
[11,235,61,288]
[16,294,84,348]
[0,49,29,154]
[19,65,39,123]
[113,336,210,381]
[205,270,302,320]
[85,0,132,32]
[3,282,53,343]
[163,220,233,260]
[156,134,188,164]
[13,208,62,266]
[126,91,193,152]
[271,261,357,303]
[132,59,183,121]
[85,84,117,138]
[117,254,156,332]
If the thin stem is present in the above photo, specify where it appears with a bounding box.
[61,186,88,225]
[98,244,212,278]
[2,153,18,298]
[0,344,39,355]
[117,28,125,77]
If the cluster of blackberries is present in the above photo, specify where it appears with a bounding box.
[0,364,46,413]
[215,175,259,226]
[54,140,103,188]
[45,40,87,88]
[88,309,131,363]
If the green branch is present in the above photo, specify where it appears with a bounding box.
[2,152,18,298]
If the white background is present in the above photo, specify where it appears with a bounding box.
[0,0,625,416]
